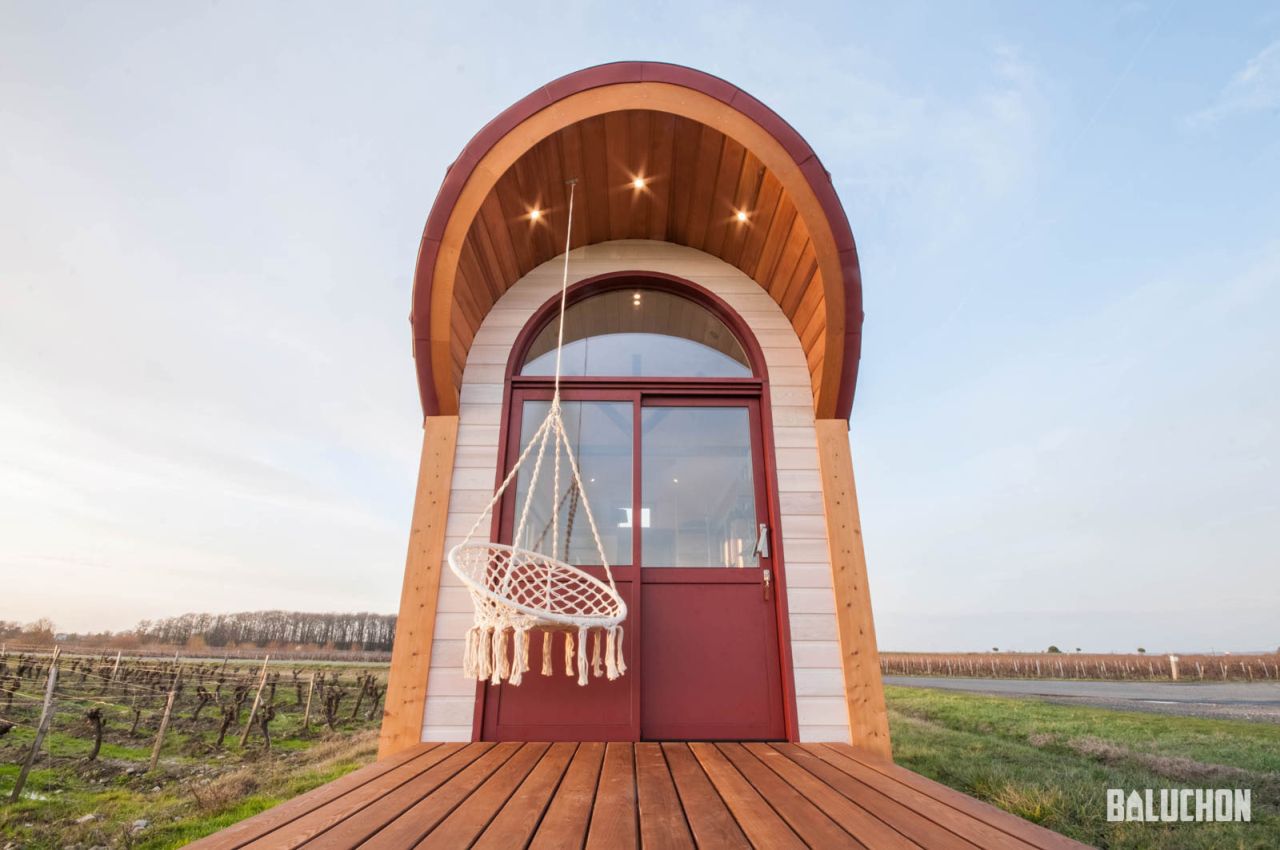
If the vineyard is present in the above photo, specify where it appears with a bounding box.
[881,651,1280,681]
[0,646,388,848]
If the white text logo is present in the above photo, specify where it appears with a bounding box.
[1106,789,1251,822]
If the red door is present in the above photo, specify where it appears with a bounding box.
[479,389,787,741]
[638,398,786,740]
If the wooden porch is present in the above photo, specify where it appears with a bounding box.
[190,741,1089,849]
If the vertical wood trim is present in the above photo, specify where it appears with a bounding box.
[814,419,891,758]
[379,415,460,758]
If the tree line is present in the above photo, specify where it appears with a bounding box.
[132,610,397,651]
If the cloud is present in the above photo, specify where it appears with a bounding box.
[1187,39,1280,126]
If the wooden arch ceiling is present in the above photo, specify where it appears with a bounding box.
[412,62,865,420]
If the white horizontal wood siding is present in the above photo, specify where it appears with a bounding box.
[422,240,848,744]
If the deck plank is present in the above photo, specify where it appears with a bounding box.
[186,743,439,850]
[357,742,522,849]
[528,740,606,850]
[688,742,806,850]
[717,742,863,849]
[241,743,466,849]
[417,741,551,848]
[196,741,1091,850]
[774,744,983,849]
[294,743,488,849]
[827,744,1092,850]
[747,743,919,850]
[811,745,1038,850]
[585,741,639,850]
[472,742,577,850]
[635,743,695,850]
[661,743,750,850]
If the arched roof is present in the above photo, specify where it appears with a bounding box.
[411,61,864,420]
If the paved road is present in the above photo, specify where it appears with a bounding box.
[884,675,1280,722]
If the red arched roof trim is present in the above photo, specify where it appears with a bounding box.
[412,61,864,420]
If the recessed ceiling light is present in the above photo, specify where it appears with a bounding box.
[632,177,646,190]
[735,210,749,223]
[529,208,542,221]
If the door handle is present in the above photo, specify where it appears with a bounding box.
[762,568,772,601]
[753,523,770,559]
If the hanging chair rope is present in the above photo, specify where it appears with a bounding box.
[448,180,627,687]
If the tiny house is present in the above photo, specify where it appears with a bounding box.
[196,62,1089,849]
[379,61,890,755]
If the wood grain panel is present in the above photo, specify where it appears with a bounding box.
[585,742,639,849]
[688,743,805,849]
[715,743,858,849]
[431,108,846,417]
[815,419,891,758]
[379,417,459,759]
[635,743,695,849]
[473,742,577,849]
[530,741,606,849]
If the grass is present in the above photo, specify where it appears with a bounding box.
[6,677,1275,848]
[1,657,387,848]
[0,730,377,849]
[886,685,1280,849]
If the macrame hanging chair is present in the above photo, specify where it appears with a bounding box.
[447,180,628,687]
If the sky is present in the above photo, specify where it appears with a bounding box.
[1,2,1277,652]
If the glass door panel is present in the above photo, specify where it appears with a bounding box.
[510,399,633,566]
[641,405,759,568]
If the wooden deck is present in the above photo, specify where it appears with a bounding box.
[190,741,1090,849]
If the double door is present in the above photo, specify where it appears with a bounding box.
[478,387,787,741]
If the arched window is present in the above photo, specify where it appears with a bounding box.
[519,288,752,378]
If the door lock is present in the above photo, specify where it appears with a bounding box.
[762,568,772,601]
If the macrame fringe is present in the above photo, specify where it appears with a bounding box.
[483,627,495,680]
[507,628,525,686]
[467,626,494,681]
[615,625,627,675]
[490,626,509,686]
[461,625,478,679]
[466,624,625,686]
[604,626,618,680]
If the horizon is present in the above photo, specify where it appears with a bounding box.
[10,606,1279,658]
[8,611,1278,657]
[3,2,1278,653]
